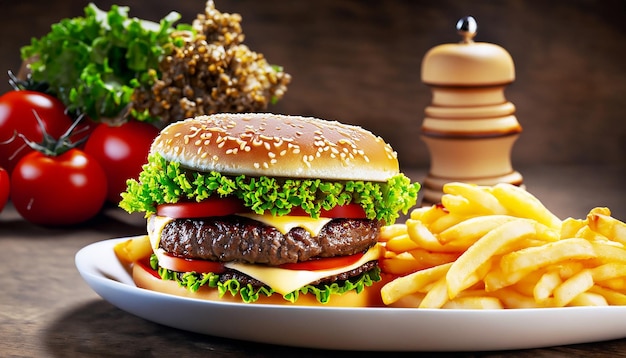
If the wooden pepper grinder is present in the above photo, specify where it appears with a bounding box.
[420,16,523,205]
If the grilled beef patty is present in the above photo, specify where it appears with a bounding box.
[157,215,381,266]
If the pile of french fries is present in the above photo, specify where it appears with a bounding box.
[380,182,626,309]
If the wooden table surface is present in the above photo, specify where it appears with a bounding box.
[1,165,625,357]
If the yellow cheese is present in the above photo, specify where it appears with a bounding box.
[236,213,332,236]
[224,244,381,295]
[147,215,175,249]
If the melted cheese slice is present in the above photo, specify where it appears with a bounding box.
[236,213,332,236]
[147,215,175,249]
[224,244,381,295]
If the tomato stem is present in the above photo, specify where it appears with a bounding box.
[7,70,53,95]
[17,110,88,157]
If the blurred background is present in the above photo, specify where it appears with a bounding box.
[1,0,625,171]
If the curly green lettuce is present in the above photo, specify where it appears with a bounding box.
[151,254,381,304]
[120,153,421,224]
[21,3,185,121]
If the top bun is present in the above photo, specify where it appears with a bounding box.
[150,113,399,181]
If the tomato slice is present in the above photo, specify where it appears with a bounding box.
[136,257,161,279]
[279,252,364,271]
[157,252,225,274]
[156,196,248,218]
[288,203,367,219]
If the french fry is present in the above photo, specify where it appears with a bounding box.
[589,285,626,305]
[561,217,586,239]
[428,212,471,234]
[489,183,562,230]
[533,270,562,303]
[443,182,508,215]
[499,238,596,276]
[406,219,467,252]
[590,262,626,282]
[381,263,452,305]
[590,242,626,264]
[437,215,516,245]
[568,292,608,306]
[408,248,461,270]
[597,278,626,291]
[379,224,408,241]
[419,277,449,308]
[553,269,594,307]
[483,264,528,292]
[409,204,447,224]
[575,225,611,243]
[490,287,544,308]
[385,233,421,252]
[587,210,626,246]
[380,252,427,275]
[440,194,476,217]
[446,219,536,298]
[442,296,503,309]
[555,261,586,280]
[113,235,152,265]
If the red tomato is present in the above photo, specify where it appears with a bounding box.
[84,121,159,203]
[10,148,107,226]
[137,257,162,279]
[0,167,9,212]
[288,203,367,219]
[158,253,225,274]
[279,253,364,271]
[156,197,249,218]
[0,90,75,173]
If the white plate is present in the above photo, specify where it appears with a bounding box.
[76,238,626,352]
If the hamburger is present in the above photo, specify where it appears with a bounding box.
[119,113,420,306]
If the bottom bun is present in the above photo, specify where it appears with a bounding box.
[132,263,391,307]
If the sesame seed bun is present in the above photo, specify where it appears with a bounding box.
[150,113,400,181]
